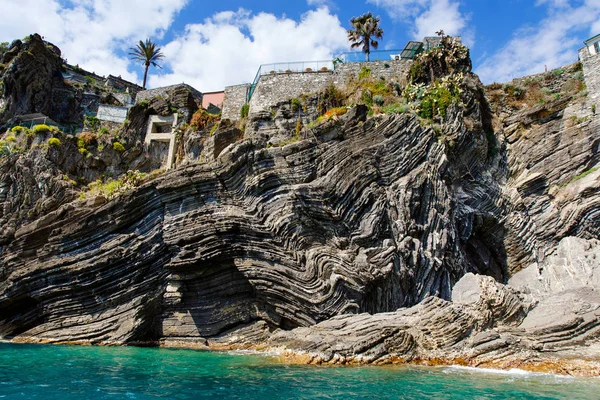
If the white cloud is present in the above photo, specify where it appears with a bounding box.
[476,0,600,83]
[367,0,469,40]
[0,0,188,84]
[149,7,348,92]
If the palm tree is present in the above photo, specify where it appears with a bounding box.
[347,13,384,62]
[129,39,165,89]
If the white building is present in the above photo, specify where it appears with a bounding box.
[584,33,600,56]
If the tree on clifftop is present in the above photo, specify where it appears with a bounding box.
[129,39,165,89]
[347,13,383,62]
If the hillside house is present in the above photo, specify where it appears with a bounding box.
[584,34,600,56]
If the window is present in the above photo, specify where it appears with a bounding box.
[594,41,600,54]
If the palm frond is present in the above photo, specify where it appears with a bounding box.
[347,12,383,60]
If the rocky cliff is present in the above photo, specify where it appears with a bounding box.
[0,35,599,375]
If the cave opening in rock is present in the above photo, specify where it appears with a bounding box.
[463,215,508,283]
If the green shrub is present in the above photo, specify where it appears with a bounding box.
[291,98,301,113]
[403,76,462,121]
[240,104,250,119]
[571,61,583,72]
[81,170,151,200]
[78,147,89,156]
[504,84,526,99]
[84,116,100,133]
[0,140,10,156]
[209,123,219,136]
[358,66,372,80]
[373,95,385,106]
[419,86,454,119]
[113,142,125,152]
[11,126,25,134]
[361,89,373,106]
[317,84,346,115]
[98,127,109,136]
[551,68,565,76]
[382,103,409,114]
[48,138,61,146]
[33,124,51,134]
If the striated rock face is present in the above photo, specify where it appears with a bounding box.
[267,237,600,376]
[0,74,508,344]
[0,43,599,375]
[501,98,600,274]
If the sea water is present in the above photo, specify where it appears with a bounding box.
[0,342,598,399]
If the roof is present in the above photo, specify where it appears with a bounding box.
[584,33,600,45]
[14,113,58,125]
[400,41,424,59]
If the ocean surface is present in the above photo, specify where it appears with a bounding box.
[0,342,599,399]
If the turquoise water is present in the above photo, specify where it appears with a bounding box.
[0,343,598,399]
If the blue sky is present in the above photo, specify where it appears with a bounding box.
[1,0,599,91]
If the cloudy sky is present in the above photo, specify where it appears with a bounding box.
[0,0,599,91]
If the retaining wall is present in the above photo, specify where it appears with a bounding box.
[222,84,251,120]
[580,47,600,107]
[222,59,413,119]
[333,59,412,85]
[248,71,334,115]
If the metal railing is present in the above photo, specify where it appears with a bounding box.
[335,48,412,63]
[247,60,334,102]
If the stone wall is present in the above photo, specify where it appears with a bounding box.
[222,84,251,120]
[220,60,413,119]
[97,104,128,123]
[248,71,334,115]
[580,47,600,107]
[333,59,412,85]
[136,84,203,105]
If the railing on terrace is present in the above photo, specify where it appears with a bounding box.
[336,48,416,63]
[247,60,334,103]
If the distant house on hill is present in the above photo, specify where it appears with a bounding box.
[584,34,600,56]
[202,91,225,114]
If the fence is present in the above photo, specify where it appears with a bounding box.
[335,48,416,63]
